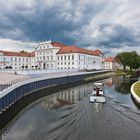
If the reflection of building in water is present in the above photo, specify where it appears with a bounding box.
[104,78,114,87]
[40,84,94,110]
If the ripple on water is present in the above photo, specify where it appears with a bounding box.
[1,77,140,140]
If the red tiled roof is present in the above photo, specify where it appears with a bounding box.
[30,51,35,57]
[104,57,116,62]
[51,42,66,48]
[0,50,35,57]
[57,46,102,56]
[94,49,103,54]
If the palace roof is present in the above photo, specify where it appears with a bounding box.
[57,45,103,56]
[104,57,116,62]
[0,50,35,57]
[51,42,66,48]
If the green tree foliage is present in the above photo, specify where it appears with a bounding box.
[127,51,140,70]
[115,51,140,71]
[115,52,130,71]
[20,50,28,53]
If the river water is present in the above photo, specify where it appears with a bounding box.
[1,76,140,140]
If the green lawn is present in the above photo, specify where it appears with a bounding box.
[133,82,140,97]
[115,70,126,76]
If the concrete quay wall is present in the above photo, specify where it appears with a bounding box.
[0,70,113,130]
[131,81,140,104]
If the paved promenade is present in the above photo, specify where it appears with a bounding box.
[0,70,111,92]
[0,72,29,85]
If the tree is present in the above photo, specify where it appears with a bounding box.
[35,65,38,70]
[21,65,24,70]
[115,51,140,71]
[20,50,28,53]
[132,55,140,70]
[115,52,130,71]
[127,51,139,70]
[25,65,28,70]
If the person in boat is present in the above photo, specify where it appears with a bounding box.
[96,87,100,96]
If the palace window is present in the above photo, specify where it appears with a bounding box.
[72,55,74,60]
[51,55,53,60]
[47,56,49,60]
[43,56,45,61]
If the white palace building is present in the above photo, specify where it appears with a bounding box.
[0,41,103,70]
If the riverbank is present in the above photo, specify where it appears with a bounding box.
[115,69,139,77]
[133,82,140,97]
[1,76,140,140]
[0,70,113,130]
[131,81,140,104]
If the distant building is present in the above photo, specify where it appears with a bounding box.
[35,41,103,70]
[0,50,35,70]
[0,41,104,70]
[103,57,121,70]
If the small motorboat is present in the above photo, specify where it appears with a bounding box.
[90,82,105,103]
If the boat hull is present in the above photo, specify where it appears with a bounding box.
[90,96,105,103]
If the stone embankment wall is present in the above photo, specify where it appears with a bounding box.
[0,71,113,130]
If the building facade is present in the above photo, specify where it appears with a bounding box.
[103,57,121,70]
[35,41,103,70]
[0,41,103,70]
[0,50,35,70]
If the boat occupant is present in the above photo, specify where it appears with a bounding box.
[96,87,100,96]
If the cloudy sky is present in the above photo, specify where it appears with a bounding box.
[0,0,140,56]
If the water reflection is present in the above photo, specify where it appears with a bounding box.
[40,84,100,111]
[92,103,103,112]
[1,76,140,140]
[104,78,114,87]
[104,76,137,94]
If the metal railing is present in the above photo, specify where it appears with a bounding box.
[0,69,79,92]
[0,69,109,93]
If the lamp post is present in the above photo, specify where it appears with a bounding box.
[67,63,70,88]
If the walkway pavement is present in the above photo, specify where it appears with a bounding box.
[0,72,29,85]
[0,70,111,92]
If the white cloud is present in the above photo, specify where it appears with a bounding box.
[0,38,36,52]
[0,0,140,55]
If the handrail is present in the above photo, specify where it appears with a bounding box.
[0,69,111,94]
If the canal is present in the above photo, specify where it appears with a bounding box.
[0,76,140,140]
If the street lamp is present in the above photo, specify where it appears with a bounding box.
[67,62,70,88]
